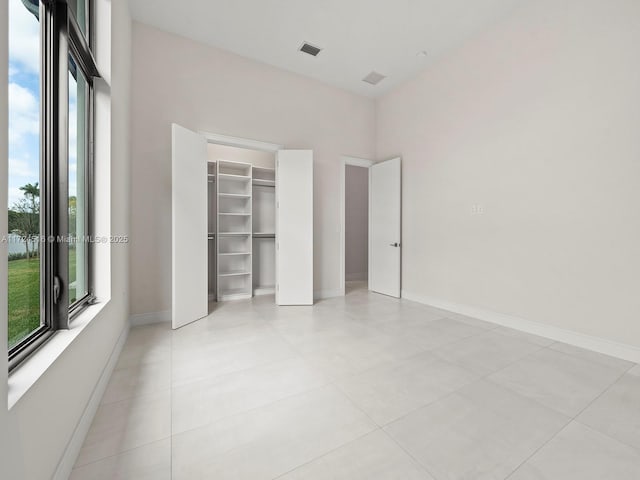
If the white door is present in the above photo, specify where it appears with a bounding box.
[369,157,401,297]
[172,124,208,328]
[276,150,313,305]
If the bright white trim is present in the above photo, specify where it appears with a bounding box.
[402,290,640,364]
[340,156,374,297]
[198,131,284,153]
[52,323,129,480]
[8,303,109,409]
[129,310,171,326]
[343,156,375,168]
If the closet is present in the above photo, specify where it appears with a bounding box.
[213,160,276,301]
[171,124,313,329]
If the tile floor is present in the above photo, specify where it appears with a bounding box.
[71,283,640,479]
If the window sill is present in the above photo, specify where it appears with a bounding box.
[8,301,108,410]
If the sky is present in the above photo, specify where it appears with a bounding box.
[8,0,78,209]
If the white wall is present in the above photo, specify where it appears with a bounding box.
[130,22,375,315]
[207,143,274,169]
[376,0,640,348]
[2,1,133,479]
[345,165,368,281]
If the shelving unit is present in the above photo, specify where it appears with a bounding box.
[208,162,277,301]
[252,166,276,296]
[207,162,217,301]
[217,160,253,301]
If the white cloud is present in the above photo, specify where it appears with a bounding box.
[9,157,37,178]
[8,82,39,146]
[9,0,40,75]
[8,186,27,209]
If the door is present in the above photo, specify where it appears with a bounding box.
[369,157,401,297]
[276,150,313,305]
[172,124,208,328]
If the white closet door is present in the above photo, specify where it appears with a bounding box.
[172,124,208,328]
[369,157,401,298]
[276,150,313,305]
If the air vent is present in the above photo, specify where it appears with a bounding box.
[299,42,322,56]
[362,71,386,85]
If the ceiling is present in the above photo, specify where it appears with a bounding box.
[129,0,526,97]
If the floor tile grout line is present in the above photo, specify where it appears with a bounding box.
[70,436,172,471]
[169,381,334,439]
[329,380,440,479]
[377,342,550,431]
[380,428,440,480]
[503,361,635,479]
[572,419,640,455]
[269,428,382,480]
[503,420,574,480]
[486,343,636,421]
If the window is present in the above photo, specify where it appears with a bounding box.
[7,0,99,370]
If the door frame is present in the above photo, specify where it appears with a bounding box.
[339,155,374,296]
[198,130,283,302]
[199,130,283,152]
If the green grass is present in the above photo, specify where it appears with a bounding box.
[8,252,78,348]
[8,257,40,348]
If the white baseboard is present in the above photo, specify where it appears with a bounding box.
[52,324,129,480]
[345,272,367,282]
[402,290,640,364]
[129,310,171,326]
[314,289,342,301]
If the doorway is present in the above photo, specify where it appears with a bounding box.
[345,165,369,293]
[340,155,402,298]
[340,156,374,295]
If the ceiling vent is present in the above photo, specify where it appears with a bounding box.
[299,42,322,56]
[362,71,386,85]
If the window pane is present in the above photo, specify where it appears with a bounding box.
[68,57,89,305]
[68,0,88,37]
[7,0,42,348]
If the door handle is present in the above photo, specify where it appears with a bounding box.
[389,242,400,247]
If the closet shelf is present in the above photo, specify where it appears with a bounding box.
[218,193,250,198]
[253,179,275,187]
[253,233,275,238]
[219,212,251,216]
[218,232,251,236]
[219,252,251,256]
[218,271,251,277]
[218,173,251,180]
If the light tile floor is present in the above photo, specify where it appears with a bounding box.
[71,283,640,479]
